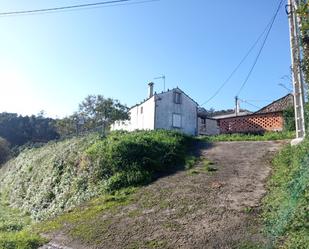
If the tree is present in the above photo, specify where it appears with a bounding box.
[0,137,10,165]
[78,95,129,133]
[0,112,59,147]
[54,114,78,137]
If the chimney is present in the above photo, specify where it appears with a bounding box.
[148,82,154,98]
[235,96,240,116]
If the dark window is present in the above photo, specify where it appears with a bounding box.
[141,106,143,114]
[201,118,206,125]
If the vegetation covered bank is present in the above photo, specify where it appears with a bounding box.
[263,139,309,248]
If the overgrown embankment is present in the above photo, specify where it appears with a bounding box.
[0,130,192,248]
[0,130,191,221]
[263,139,309,248]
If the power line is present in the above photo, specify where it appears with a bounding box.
[239,98,261,109]
[200,23,272,106]
[200,4,283,107]
[0,0,157,16]
[235,0,285,96]
[201,0,285,107]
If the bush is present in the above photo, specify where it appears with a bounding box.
[87,130,191,192]
[0,137,10,165]
[283,106,295,132]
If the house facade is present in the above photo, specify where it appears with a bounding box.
[111,83,198,136]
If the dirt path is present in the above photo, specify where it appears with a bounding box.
[41,141,285,249]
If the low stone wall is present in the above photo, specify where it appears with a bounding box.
[218,112,284,134]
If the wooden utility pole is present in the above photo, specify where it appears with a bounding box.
[288,0,306,144]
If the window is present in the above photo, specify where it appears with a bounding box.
[141,106,143,114]
[173,113,181,128]
[174,92,181,104]
[201,118,206,125]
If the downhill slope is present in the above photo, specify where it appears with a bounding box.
[39,141,285,249]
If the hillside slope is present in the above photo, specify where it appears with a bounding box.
[0,134,99,220]
[37,141,285,249]
[0,130,190,221]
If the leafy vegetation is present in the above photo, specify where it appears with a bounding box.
[0,113,59,147]
[262,139,309,248]
[86,130,191,192]
[0,134,99,221]
[0,130,191,222]
[0,137,10,165]
[199,131,294,142]
[0,201,46,249]
[283,106,295,132]
[55,95,129,137]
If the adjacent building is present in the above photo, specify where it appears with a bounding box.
[216,94,294,134]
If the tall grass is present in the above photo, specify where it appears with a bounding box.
[262,139,309,248]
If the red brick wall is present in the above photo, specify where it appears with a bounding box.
[218,112,284,134]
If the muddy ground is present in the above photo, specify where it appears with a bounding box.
[41,141,286,249]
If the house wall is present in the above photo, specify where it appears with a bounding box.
[111,96,155,131]
[198,118,220,135]
[218,112,284,134]
[155,89,198,135]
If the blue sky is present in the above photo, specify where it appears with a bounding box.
[0,0,292,118]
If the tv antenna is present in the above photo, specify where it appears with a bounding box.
[154,75,166,91]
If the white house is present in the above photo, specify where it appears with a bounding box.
[111,83,199,136]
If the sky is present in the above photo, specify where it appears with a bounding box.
[0,0,293,118]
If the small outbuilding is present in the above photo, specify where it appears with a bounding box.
[216,94,294,134]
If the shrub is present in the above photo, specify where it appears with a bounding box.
[0,137,10,165]
[283,106,295,132]
[87,130,191,192]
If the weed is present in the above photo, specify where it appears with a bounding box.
[185,156,198,170]
[188,159,217,175]
[243,207,254,214]
[145,239,168,248]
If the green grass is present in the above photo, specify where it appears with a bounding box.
[199,131,294,142]
[262,138,309,248]
[0,201,46,249]
[188,159,217,175]
[34,188,136,245]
